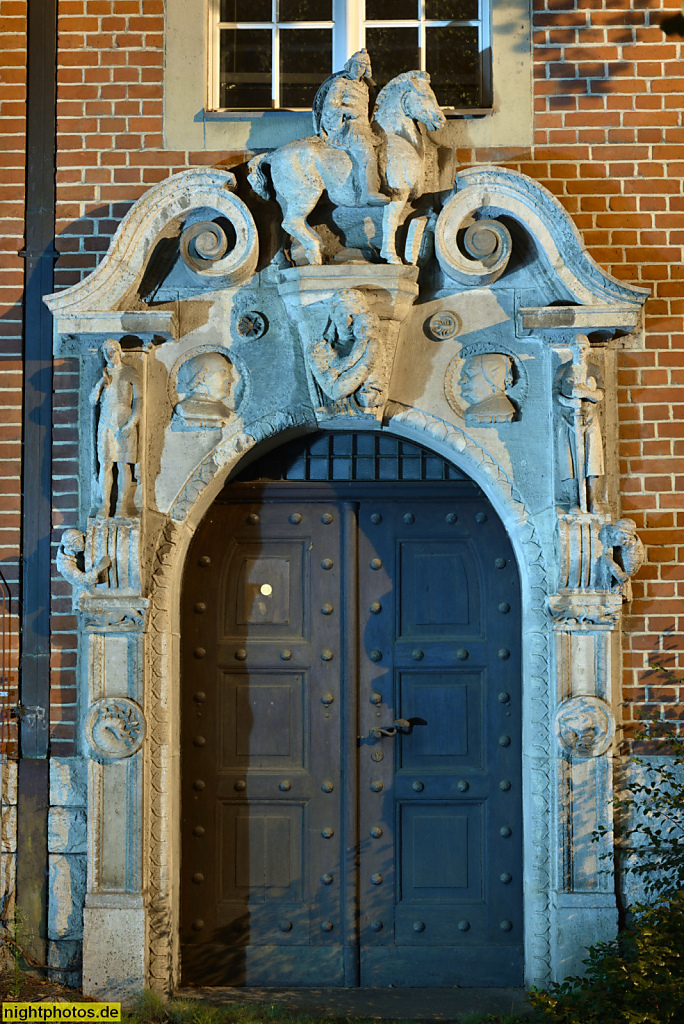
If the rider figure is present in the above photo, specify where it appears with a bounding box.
[312,49,388,206]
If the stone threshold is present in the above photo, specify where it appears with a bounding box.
[174,987,533,1020]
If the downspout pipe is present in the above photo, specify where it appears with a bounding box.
[17,0,58,966]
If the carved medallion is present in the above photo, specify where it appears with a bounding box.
[235,311,268,339]
[168,345,249,430]
[85,697,146,760]
[444,342,528,424]
[555,696,615,758]
[428,311,460,341]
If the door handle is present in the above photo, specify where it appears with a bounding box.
[371,718,413,739]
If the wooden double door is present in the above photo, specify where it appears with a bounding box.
[181,481,522,987]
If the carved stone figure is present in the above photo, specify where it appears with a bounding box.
[90,339,141,517]
[601,518,645,602]
[248,61,445,266]
[555,696,615,758]
[312,49,385,207]
[548,591,622,627]
[173,351,235,429]
[81,593,149,631]
[557,336,605,514]
[56,528,110,593]
[460,352,516,424]
[306,289,381,408]
[85,697,146,760]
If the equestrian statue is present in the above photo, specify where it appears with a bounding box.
[248,50,446,266]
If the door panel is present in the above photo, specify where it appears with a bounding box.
[357,498,522,986]
[182,501,346,985]
[182,487,522,987]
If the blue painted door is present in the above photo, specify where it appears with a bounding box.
[181,479,522,986]
[356,498,523,986]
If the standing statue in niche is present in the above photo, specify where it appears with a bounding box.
[307,289,382,407]
[312,49,386,207]
[601,518,645,602]
[459,352,516,424]
[56,528,110,594]
[90,339,141,518]
[557,335,605,514]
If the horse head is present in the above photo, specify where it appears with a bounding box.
[402,71,447,132]
[375,71,446,134]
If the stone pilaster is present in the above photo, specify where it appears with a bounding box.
[81,628,147,999]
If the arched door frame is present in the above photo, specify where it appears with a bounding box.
[144,410,556,992]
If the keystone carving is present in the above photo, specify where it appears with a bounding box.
[56,529,110,596]
[248,52,445,266]
[85,697,146,760]
[556,335,605,515]
[277,265,419,418]
[600,518,645,602]
[90,339,141,518]
[555,696,615,758]
[306,289,382,408]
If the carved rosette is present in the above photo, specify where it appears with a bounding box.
[85,697,146,761]
[555,696,615,758]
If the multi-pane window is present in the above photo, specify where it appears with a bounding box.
[208,0,491,111]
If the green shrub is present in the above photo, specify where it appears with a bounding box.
[531,682,684,1024]
[528,892,684,1023]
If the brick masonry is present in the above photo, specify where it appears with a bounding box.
[0,0,26,760]
[1,0,684,755]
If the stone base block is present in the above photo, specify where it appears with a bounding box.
[50,758,87,807]
[48,939,82,991]
[82,900,146,1001]
[550,892,618,980]
[48,855,86,939]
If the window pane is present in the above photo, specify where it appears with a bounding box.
[364,27,418,90]
[279,0,332,20]
[280,28,332,107]
[221,0,272,21]
[220,28,272,108]
[365,0,417,20]
[425,0,478,19]
[426,24,480,107]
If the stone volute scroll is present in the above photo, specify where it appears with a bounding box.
[556,334,605,515]
[90,339,141,519]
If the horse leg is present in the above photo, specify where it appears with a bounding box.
[281,193,324,265]
[271,150,326,265]
[381,196,408,264]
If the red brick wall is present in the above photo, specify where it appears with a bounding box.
[47,0,684,752]
[0,0,26,759]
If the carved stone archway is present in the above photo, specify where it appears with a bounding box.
[46,138,648,996]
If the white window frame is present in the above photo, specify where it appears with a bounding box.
[163,0,533,152]
[207,0,491,112]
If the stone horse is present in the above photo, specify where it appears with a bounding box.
[248,71,446,265]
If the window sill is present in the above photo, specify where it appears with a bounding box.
[202,107,493,120]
